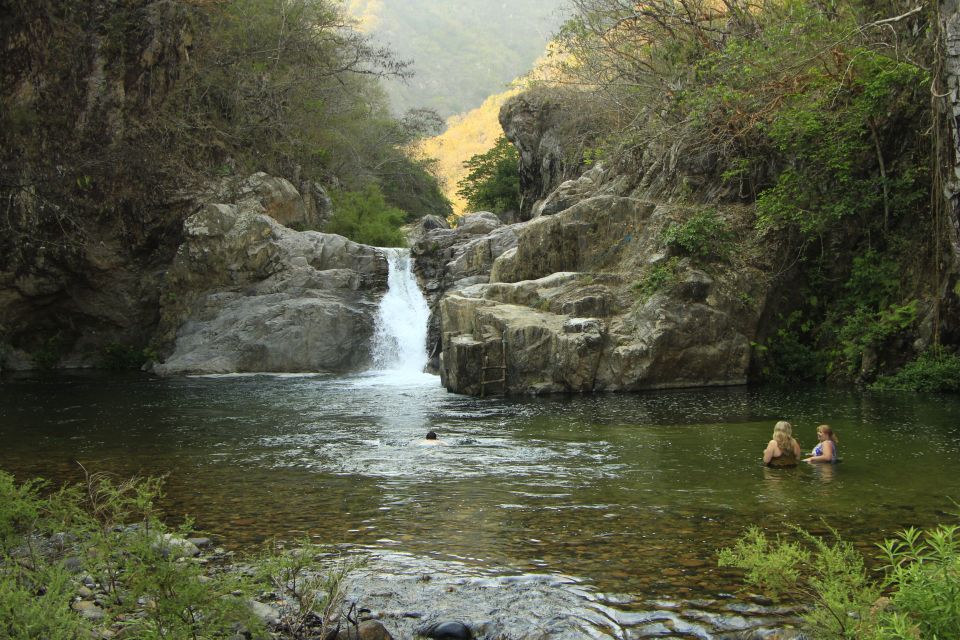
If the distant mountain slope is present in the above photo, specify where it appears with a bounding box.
[348,0,566,117]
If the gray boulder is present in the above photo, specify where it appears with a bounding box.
[500,90,584,220]
[152,201,387,376]
[411,213,526,371]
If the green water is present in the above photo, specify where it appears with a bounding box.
[2,371,959,598]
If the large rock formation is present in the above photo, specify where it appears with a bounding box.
[411,212,525,371]
[0,0,200,370]
[152,197,387,376]
[435,182,773,395]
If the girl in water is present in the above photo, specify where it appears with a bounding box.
[804,424,838,463]
[763,421,802,467]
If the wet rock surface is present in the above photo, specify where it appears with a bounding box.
[411,212,526,371]
[340,552,805,640]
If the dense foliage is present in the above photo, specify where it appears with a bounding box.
[327,184,407,247]
[0,469,359,639]
[719,522,960,639]
[550,0,945,385]
[456,136,522,216]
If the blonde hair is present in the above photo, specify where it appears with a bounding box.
[817,424,839,444]
[773,421,796,453]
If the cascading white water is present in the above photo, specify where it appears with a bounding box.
[371,248,431,373]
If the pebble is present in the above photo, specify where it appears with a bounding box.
[248,599,281,626]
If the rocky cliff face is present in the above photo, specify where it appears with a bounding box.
[431,166,774,395]
[500,90,584,221]
[0,1,199,370]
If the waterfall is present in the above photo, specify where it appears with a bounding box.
[371,248,431,373]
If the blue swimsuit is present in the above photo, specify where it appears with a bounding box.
[813,441,838,462]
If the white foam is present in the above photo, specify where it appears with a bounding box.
[371,249,431,374]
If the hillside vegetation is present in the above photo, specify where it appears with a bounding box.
[419,88,520,216]
[482,0,958,386]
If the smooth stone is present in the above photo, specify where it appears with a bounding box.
[77,585,94,598]
[156,533,201,558]
[419,621,473,639]
[64,556,83,573]
[187,537,213,548]
[249,600,281,626]
[71,600,105,621]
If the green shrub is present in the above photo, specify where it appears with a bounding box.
[834,301,917,375]
[255,538,364,638]
[0,468,373,640]
[0,470,267,640]
[101,343,154,370]
[720,521,960,640]
[327,184,407,247]
[660,210,732,261]
[719,525,880,639]
[0,566,90,640]
[871,351,960,392]
[32,332,67,370]
[875,525,960,639]
[0,473,45,552]
[633,258,681,301]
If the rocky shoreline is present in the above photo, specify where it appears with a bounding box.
[42,527,809,640]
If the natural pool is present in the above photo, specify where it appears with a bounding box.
[2,371,959,634]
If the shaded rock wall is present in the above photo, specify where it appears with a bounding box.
[0,0,201,369]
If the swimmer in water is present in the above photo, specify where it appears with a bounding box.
[420,430,447,446]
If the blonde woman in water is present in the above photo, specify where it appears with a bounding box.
[763,420,802,467]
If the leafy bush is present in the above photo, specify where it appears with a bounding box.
[660,210,732,261]
[101,343,156,370]
[759,311,828,383]
[256,538,365,638]
[720,521,960,640]
[327,185,407,247]
[871,352,960,392]
[876,525,960,638]
[456,136,521,215]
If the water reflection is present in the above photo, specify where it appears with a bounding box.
[808,461,837,483]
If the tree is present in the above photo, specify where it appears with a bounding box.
[456,136,521,216]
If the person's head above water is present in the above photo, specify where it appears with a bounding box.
[426,431,438,440]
